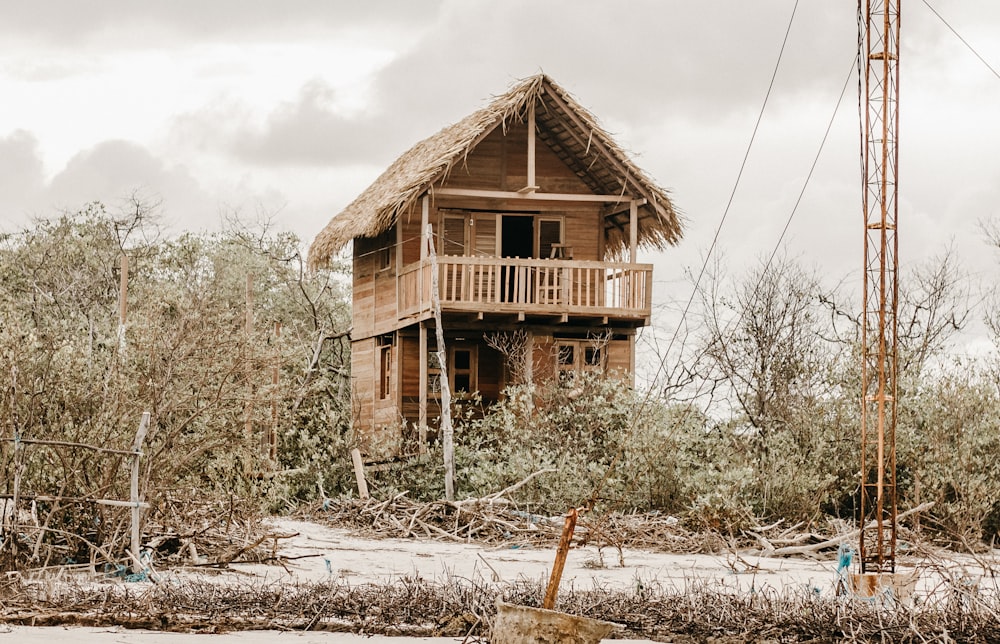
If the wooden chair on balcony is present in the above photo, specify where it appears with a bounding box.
[549,244,573,259]
[537,245,573,305]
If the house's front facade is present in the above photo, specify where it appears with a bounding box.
[310,75,682,458]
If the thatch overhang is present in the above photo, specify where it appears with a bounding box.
[309,74,682,268]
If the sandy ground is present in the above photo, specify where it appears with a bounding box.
[4,518,996,643]
[238,519,837,592]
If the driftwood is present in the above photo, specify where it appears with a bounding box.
[480,468,557,503]
[754,502,936,557]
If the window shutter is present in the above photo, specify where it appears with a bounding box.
[442,216,466,256]
[473,215,497,257]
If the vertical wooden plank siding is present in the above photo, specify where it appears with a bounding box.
[351,338,375,438]
[344,109,665,455]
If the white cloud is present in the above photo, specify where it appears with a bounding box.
[0,0,997,355]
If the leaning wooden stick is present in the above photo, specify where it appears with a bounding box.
[542,507,578,610]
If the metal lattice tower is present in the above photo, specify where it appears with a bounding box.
[858,0,900,574]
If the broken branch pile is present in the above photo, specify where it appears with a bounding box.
[311,494,718,553]
[2,573,999,641]
[311,495,933,559]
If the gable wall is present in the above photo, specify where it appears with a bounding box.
[442,122,593,194]
[394,122,605,264]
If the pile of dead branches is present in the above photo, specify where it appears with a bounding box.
[140,493,280,569]
[3,573,999,641]
[309,493,723,553]
[311,493,930,559]
[0,490,277,576]
[740,503,937,559]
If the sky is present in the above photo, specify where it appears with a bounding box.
[1,0,999,361]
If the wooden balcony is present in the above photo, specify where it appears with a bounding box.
[398,257,652,324]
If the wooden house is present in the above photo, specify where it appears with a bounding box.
[309,74,682,458]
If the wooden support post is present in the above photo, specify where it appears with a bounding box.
[543,508,578,610]
[629,200,638,264]
[118,253,129,355]
[130,412,150,573]
[427,225,454,501]
[418,321,428,455]
[269,321,281,461]
[244,274,254,441]
[420,195,429,311]
[526,103,536,191]
[351,448,370,500]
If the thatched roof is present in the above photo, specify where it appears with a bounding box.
[309,74,682,267]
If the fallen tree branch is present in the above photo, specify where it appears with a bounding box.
[481,468,558,503]
[769,502,935,557]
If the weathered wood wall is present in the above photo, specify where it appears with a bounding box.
[350,121,645,457]
[351,333,405,458]
[353,229,398,340]
[605,337,635,376]
[350,336,375,442]
[397,123,604,264]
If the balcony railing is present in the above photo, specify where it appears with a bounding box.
[398,257,652,321]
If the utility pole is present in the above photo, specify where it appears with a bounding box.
[858,0,900,574]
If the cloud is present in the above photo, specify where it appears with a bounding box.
[42,140,216,230]
[0,1,442,47]
[168,78,412,168]
[0,130,45,216]
[360,1,857,131]
[222,80,410,167]
[0,135,225,233]
[174,2,859,171]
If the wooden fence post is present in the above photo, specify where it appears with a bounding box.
[118,253,129,357]
[269,321,281,461]
[426,225,454,502]
[543,508,578,610]
[130,412,150,572]
[245,274,254,441]
[351,448,370,500]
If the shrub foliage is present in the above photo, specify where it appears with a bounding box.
[3,201,1000,569]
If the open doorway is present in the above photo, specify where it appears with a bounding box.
[501,215,533,303]
[501,216,534,258]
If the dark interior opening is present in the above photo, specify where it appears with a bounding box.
[501,215,534,258]
[501,215,534,303]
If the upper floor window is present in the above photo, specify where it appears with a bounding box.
[377,245,392,271]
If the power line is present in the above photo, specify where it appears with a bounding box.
[921,0,1000,82]
[586,0,803,509]
[650,0,802,385]
[594,43,860,515]
[754,56,856,302]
